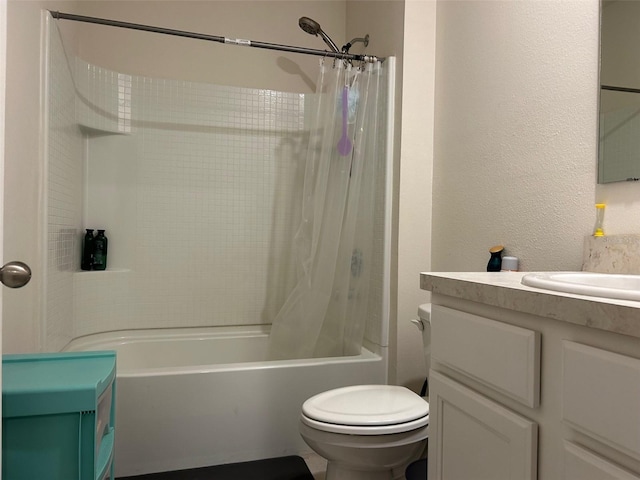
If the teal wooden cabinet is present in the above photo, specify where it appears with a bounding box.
[2,351,116,480]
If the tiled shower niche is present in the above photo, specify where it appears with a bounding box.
[46,16,387,352]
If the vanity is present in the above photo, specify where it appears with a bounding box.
[421,271,640,480]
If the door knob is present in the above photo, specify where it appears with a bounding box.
[0,261,32,288]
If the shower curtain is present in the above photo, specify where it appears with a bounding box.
[268,59,384,360]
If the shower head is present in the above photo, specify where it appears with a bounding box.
[298,16,320,35]
[298,16,340,53]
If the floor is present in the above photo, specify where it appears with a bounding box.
[115,452,430,480]
[116,455,325,480]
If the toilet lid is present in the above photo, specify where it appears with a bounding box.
[302,385,429,427]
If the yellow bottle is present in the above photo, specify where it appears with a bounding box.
[593,204,605,237]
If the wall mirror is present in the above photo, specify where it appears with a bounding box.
[598,0,640,184]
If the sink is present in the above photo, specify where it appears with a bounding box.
[521,272,640,302]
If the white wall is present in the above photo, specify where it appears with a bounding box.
[347,0,428,389]
[432,0,602,273]
[74,1,346,94]
[396,0,436,392]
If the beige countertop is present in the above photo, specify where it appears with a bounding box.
[420,271,640,339]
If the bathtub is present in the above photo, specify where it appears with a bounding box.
[64,325,385,477]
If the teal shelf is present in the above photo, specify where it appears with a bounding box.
[2,351,116,480]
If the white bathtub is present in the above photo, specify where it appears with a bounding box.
[64,325,385,477]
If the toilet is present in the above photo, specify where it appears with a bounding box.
[299,304,432,480]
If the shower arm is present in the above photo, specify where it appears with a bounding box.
[342,35,370,54]
[50,11,383,63]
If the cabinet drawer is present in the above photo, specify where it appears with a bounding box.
[563,341,640,460]
[431,305,540,407]
[564,441,640,480]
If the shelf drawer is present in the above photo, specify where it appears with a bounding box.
[563,341,640,460]
[431,305,540,408]
[96,383,113,457]
[98,458,113,480]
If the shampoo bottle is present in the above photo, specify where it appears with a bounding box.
[93,230,108,271]
[81,229,94,271]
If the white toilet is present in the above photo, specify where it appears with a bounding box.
[299,304,432,480]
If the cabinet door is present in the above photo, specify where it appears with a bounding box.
[564,441,640,480]
[563,341,640,461]
[428,371,537,480]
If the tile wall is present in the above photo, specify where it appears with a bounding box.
[46,20,84,350]
[47,20,386,351]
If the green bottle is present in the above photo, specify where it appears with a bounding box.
[93,230,108,271]
[81,229,94,271]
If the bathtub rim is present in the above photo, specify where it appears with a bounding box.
[62,325,382,378]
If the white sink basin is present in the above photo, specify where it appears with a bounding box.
[521,272,640,302]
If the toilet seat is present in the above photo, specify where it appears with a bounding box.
[301,385,429,435]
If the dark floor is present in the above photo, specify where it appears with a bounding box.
[117,456,314,480]
[405,458,427,480]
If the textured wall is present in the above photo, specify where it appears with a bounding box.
[432,0,600,273]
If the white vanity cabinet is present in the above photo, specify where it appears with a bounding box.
[561,341,640,480]
[428,305,539,480]
[422,272,640,480]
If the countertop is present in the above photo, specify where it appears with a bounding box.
[420,272,640,339]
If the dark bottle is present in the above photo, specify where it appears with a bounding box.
[93,230,108,271]
[487,245,504,272]
[81,229,95,271]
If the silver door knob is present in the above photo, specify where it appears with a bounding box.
[0,261,31,288]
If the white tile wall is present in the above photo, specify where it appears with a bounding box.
[72,62,308,336]
[46,21,84,351]
[47,22,387,348]
[75,58,132,134]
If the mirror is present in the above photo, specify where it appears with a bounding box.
[598,1,640,183]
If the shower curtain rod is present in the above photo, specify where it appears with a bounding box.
[50,11,382,63]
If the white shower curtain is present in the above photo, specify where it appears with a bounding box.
[268,59,384,360]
